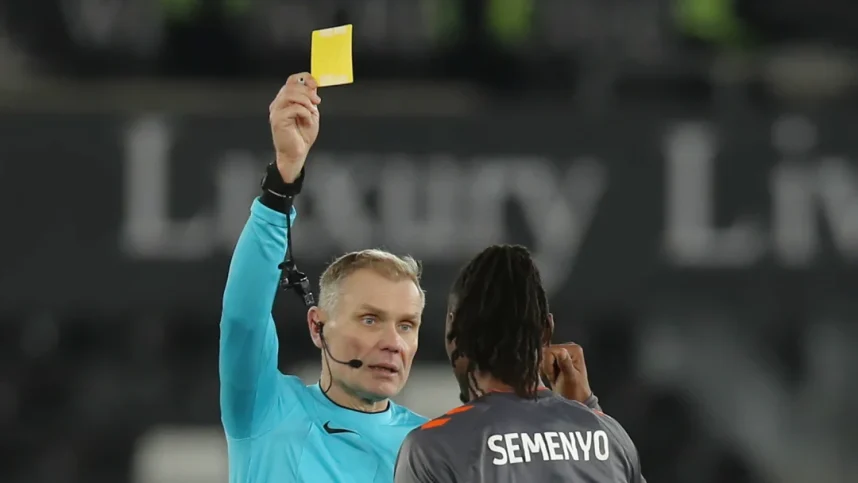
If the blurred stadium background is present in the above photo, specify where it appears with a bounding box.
[1,0,857,482]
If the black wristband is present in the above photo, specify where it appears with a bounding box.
[260,190,294,215]
[260,163,305,214]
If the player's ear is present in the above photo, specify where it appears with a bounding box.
[542,313,555,346]
[307,306,324,349]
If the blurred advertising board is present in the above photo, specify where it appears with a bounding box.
[1,108,856,324]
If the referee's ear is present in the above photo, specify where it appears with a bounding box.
[307,306,325,349]
[542,313,555,346]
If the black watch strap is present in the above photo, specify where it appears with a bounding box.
[260,163,305,214]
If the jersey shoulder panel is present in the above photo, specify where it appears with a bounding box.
[418,402,487,432]
[569,401,641,480]
[413,399,499,458]
[398,407,475,478]
[595,411,640,459]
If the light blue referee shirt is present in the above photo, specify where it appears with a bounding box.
[220,199,428,483]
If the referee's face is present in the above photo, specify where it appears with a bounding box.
[325,268,424,400]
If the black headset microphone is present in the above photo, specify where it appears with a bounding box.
[277,201,363,372]
[313,321,363,369]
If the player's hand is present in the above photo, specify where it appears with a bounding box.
[269,72,322,183]
[542,343,593,404]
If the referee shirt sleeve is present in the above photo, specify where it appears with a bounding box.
[219,199,298,439]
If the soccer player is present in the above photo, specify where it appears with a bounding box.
[220,73,606,483]
[394,245,647,483]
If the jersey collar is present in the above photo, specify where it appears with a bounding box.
[308,383,396,425]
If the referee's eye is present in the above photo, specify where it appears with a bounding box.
[361,316,377,326]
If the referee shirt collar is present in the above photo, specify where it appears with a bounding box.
[308,383,395,425]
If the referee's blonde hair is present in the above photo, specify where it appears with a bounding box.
[318,249,424,312]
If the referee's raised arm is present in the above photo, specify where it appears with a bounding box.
[219,73,321,440]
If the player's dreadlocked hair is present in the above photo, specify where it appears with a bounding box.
[448,244,549,400]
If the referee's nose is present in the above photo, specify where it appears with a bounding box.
[376,323,405,355]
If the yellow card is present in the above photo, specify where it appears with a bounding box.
[311,24,354,87]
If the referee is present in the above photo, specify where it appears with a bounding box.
[220,73,606,483]
[395,245,647,483]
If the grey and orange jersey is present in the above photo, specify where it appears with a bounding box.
[394,390,646,483]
